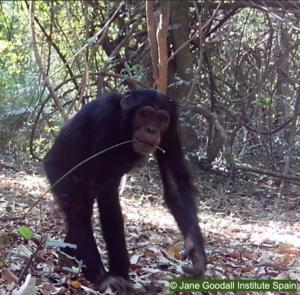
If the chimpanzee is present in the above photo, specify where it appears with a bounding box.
[43,89,206,291]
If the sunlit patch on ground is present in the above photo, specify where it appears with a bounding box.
[0,166,299,294]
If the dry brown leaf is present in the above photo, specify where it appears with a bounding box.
[166,243,181,260]
[144,247,159,258]
[277,244,300,255]
[225,252,241,260]
[1,268,18,284]
[241,251,256,260]
[240,265,253,273]
[274,254,295,266]
[40,282,55,294]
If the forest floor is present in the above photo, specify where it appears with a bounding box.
[0,162,299,295]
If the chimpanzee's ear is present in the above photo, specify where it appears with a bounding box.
[120,95,127,110]
[120,91,134,111]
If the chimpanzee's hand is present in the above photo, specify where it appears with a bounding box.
[182,233,207,277]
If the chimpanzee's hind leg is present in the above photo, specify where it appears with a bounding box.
[44,164,106,283]
[57,183,106,283]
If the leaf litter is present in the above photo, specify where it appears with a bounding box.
[0,165,299,294]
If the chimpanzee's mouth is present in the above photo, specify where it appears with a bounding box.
[136,139,154,147]
[133,138,157,155]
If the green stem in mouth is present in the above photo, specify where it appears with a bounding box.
[154,144,166,154]
[135,138,166,154]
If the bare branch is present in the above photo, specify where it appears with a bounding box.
[29,1,69,122]
[146,1,159,84]
[156,1,170,94]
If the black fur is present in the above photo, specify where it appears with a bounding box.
[43,89,206,286]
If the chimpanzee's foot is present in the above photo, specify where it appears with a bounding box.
[95,275,134,294]
[182,233,207,277]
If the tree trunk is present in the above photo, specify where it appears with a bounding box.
[168,1,192,100]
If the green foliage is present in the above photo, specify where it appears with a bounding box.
[120,64,145,81]
[0,0,298,170]
[0,2,36,99]
[18,226,33,239]
[259,95,271,107]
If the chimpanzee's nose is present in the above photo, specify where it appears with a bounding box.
[145,125,157,134]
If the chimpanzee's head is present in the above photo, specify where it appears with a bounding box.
[121,89,177,156]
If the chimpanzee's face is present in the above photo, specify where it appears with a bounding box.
[132,105,170,156]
